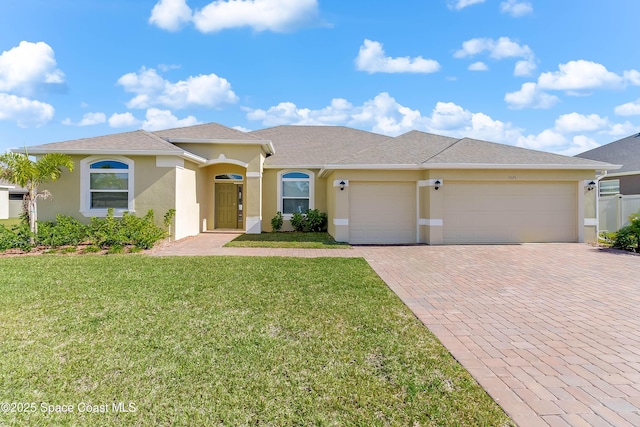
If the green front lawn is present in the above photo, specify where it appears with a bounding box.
[0,256,512,426]
[225,232,351,248]
[0,218,21,227]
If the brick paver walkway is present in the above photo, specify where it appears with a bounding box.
[153,235,640,426]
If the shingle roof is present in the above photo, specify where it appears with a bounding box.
[24,130,183,154]
[17,123,617,171]
[250,125,394,166]
[154,122,261,141]
[575,133,640,174]
[423,136,610,168]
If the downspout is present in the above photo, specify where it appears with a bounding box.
[594,170,608,237]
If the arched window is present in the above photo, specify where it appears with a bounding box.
[80,156,134,216]
[278,170,314,217]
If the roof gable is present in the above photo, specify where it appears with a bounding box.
[154,122,260,141]
[576,133,640,174]
[252,125,394,166]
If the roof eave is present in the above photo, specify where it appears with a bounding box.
[12,148,207,165]
[421,163,622,170]
[167,138,275,155]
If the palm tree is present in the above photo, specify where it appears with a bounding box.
[0,151,74,242]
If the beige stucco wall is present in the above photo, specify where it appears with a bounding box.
[173,160,200,240]
[173,143,265,173]
[0,188,8,219]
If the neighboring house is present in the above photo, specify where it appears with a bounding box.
[576,133,640,196]
[19,123,615,244]
[0,179,27,220]
[576,133,640,231]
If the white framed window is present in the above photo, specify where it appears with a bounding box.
[599,179,620,197]
[277,170,314,218]
[80,156,134,216]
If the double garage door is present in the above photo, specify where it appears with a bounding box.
[348,181,578,244]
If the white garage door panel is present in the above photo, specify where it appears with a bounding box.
[349,182,416,244]
[444,182,577,244]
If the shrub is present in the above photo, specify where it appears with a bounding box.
[0,225,31,252]
[611,211,640,252]
[290,212,306,232]
[37,215,88,247]
[289,209,328,232]
[87,209,168,249]
[271,211,284,232]
[305,209,328,232]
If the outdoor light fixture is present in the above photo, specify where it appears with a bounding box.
[434,180,441,190]
[587,181,596,191]
[339,180,346,191]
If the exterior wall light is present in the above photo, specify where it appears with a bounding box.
[587,181,596,191]
[434,180,441,190]
[339,180,346,191]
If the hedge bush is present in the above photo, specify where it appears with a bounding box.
[0,209,174,253]
[290,209,328,232]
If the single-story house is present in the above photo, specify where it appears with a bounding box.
[19,122,616,244]
[0,179,27,220]
[576,132,640,196]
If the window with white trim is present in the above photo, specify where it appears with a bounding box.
[80,157,134,216]
[278,171,313,217]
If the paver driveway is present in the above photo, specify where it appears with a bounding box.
[362,244,640,427]
[154,237,640,426]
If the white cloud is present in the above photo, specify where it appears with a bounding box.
[0,93,54,128]
[117,67,238,110]
[141,108,200,131]
[447,0,485,10]
[468,61,488,71]
[245,92,521,143]
[192,0,321,33]
[355,40,440,74]
[232,125,252,132]
[109,112,141,128]
[516,130,601,156]
[500,0,533,17]
[455,37,533,60]
[538,60,631,91]
[62,112,107,127]
[149,0,192,31]
[615,99,640,116]
[514,60,536,77]
[505,82,560,109]
[0,41,65,94]
[454,37,535,76]
[554,113,609,133]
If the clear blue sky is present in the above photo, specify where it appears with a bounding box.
[1,0,639,155]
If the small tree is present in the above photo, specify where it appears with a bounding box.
[0,151,74,243]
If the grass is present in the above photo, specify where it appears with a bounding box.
[0,256,512,426]
[225,232,351,248]
[0,218,21,227]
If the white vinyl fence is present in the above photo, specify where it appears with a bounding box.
[599,194,640,232]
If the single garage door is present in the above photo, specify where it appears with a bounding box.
[349,182,416,244]
[443,181,577,244]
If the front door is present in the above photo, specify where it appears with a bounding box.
[215,183,238,229]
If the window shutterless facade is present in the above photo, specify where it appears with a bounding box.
[80,156,134,216]
[278,171,314,217]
